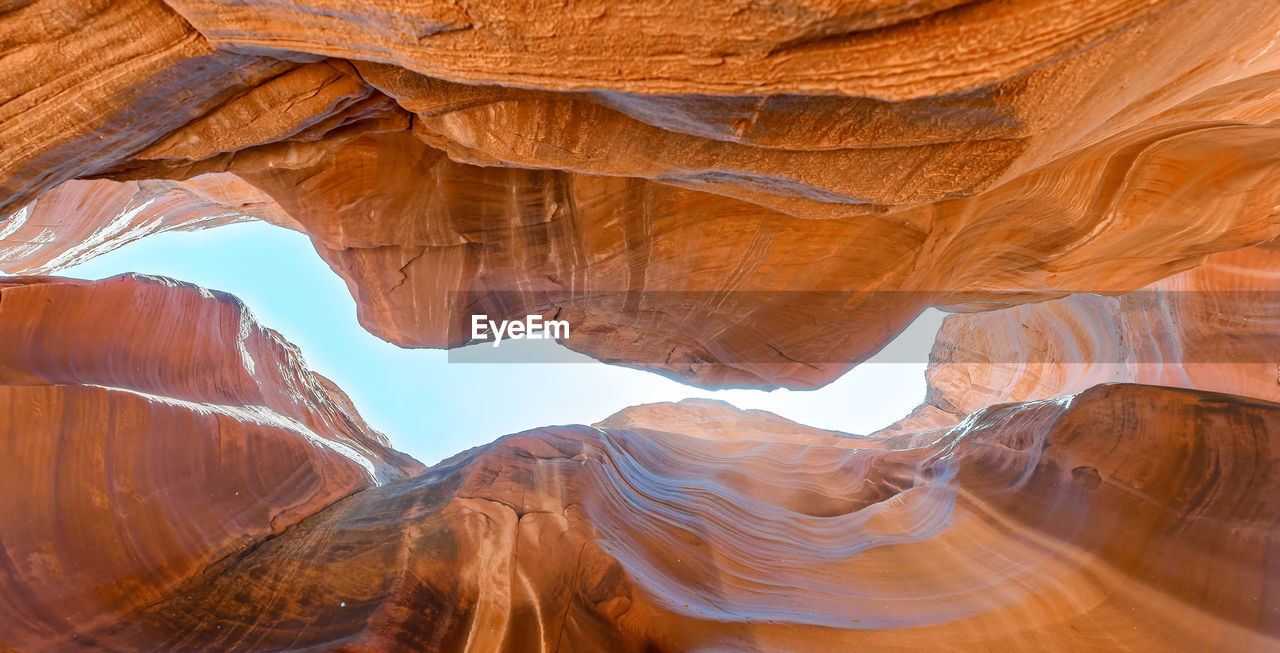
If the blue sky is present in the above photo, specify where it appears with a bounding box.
[60,222,943,464]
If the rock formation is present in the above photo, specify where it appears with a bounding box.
[4,0,1280,387]
[2,0,1280,650]
[6,349,1279,649]
[0,274,420,649]
[879,239,1280,439]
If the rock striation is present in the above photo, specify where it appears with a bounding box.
[0,275,420,649]
[3,0,1280,387]
[8,381,1280,651]
[4,276,1276,650]
[2,1,1280,650]
[878,239,1280,439]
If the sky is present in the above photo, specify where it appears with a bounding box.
[59,222,944,464]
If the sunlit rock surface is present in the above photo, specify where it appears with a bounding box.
[3,277,1275,649]
[3,0,1280,387]
[0,275,421,649]
[3,1,1280,650]
[882,240,1280,438]
[10,386,1279,651]
[0,177,298,273]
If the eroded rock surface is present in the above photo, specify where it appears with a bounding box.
[880,240,1280,438]
[0,275,421,649]
[2,0,1280,387]
[3,276,1273,650]
[13,386,1279,651]
[3,2,1280,650]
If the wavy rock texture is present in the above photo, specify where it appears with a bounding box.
[2,0,1280,387]
[12,386,1277,651]
[876,239,1280,439]
[0,177,298,273]
[3,1,1280,650]
[0,275,421,649]
[0,0,287,214]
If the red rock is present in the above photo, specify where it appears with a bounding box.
[1,2,1280,649]
[0,0,1278,387]
[0,275,420,649]
[10,386,1277,651]
[902,241,1280,433]
[0,176,298,273]
[0,0,288,213]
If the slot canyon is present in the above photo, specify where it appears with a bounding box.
[2,0,1280,650]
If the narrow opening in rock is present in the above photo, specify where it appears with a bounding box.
[56,220,945,464]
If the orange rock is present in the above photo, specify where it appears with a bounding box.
[909,241,1280,430]
[9,98,1280,387]
[0,176,298,273]
[2,2,1280,650]
[0,275,421,649]
[13,386,1277,650]
[2,0,1280,388]
[0,0,289,213]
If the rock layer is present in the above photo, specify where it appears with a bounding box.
[2,0,1280,387]
[880,239,1280,439]
[0,0,285,214]
[10,385,1279,651]
[2,2,1280,650]
[0,275,421,649]
[3,277,1278,650]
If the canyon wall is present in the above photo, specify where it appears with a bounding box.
[874,239,1280,439]
[3,0,1280,387]
[2,0,1280,650]
[5,319,1278,650]
[0,275,420,649]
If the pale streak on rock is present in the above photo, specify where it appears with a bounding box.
[0,275,421,649]
[15,387,1277,650]
[0,1,1278,388]
[884,240,1280,437]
